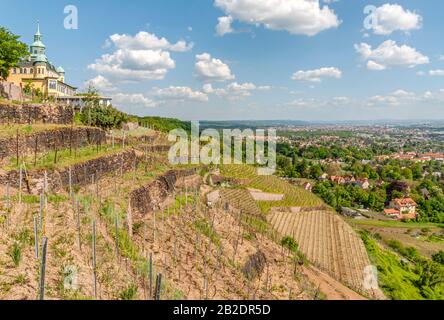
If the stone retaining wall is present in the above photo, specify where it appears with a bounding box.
[0,103,73,125]
[130,168,201,218]
[0,149,141,194]
[0,127,106,161]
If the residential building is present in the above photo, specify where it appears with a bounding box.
[384,198,418,220]
[7,22,77,98]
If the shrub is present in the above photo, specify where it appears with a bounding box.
[79,105,129,129]
[8,242,21,267]
[432,251,444,265]
[119,284,137,300]
[281,236,299,253]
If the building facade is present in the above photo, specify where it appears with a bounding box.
[7,22,77,98]
[384,198,418,220]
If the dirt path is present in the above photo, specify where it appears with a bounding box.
[302,266,366,300]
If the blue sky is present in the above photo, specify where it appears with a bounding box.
[1,0,444,121]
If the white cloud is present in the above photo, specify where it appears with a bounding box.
[109,31,193,52]
[88,49,175,81]
[214,0,340,36]
[88,31,193,82]
[429,69,444,76]
[439,55,444,61]
[203,81,270,100]
[291,67,342,82]
[367,60,386,71]
[355,40,429,70]
[111,86,209,109]
[154,86,208,102]
[369,89,418,106]
[111,93,157,108]
[195,53,235,82]
[370,4,422,35]
[284,98,319,108]
[216,16,234,36]
[333,96,350,103]
[84,75,117,92]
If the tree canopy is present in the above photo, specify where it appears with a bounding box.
[0,27,29,80]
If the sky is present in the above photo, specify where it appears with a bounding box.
[1,0,444,121]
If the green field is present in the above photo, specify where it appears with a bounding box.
[349,218,444,230]
[221,164,325,213]
[361,231,444,300]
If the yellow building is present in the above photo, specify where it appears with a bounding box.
[7,22,77,97]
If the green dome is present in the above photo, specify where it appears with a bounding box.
[34,54,47,63]
[32,40,46,48]
[56,66,65,73]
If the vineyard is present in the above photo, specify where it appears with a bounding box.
[268,209,377,297]
[0,124,326,300]
[220,188,262,217]
[220,165,325,213]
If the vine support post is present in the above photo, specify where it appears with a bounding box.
[39,237,48,300]
[92,221,97,299]
[33,216,39,259]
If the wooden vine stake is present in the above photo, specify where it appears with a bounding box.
[16,128,19,166]
[68,167,73,197]
[18,165,23,205]
[92,221,97,299]
[6,183,10,211]
[34,216,39,259]
[76,200,81,251]
[127,202,133,238]
[39,237,48,300]
[149,253,153,299]
[155,273,162,300]
[34,136,38,167]
[115,216,119,259]
[39,193,44,228]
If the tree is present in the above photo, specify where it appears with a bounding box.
[80,105,129,129]
[0,27,29,80]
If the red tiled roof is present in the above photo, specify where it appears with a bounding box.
[384,208,399,215]
[393,198,417,206]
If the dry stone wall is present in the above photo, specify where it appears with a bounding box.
[0,81,23,101]
[0,127,106,161]
[0,103,73,125]
[0,149,141,194]
[130,168,201,218]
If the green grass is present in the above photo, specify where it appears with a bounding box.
[194,218,221,247]
[360,231,444,300]
[8,242,22,267]
[350,219,444,230]
[112,127,154,138]
[119,284,138,300]
[0,124,83,138]
[8,194,69,205]
[6,144,128,171]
